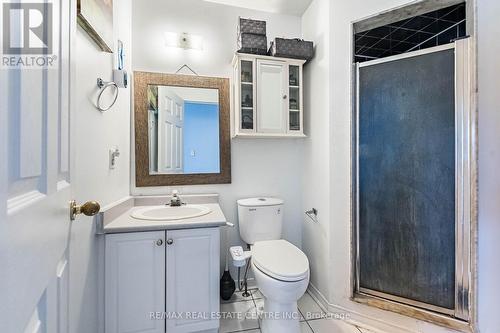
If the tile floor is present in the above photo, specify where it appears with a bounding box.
[219,288,367,333]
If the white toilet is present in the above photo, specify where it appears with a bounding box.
[237,197,310,333]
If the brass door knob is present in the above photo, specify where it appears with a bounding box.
[70,200,101,220]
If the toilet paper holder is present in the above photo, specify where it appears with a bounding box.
[305,208,318,223]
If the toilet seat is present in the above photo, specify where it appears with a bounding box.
[252,240,309,282]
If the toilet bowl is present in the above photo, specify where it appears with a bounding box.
[236,198,310,333]
[251,239,310,333]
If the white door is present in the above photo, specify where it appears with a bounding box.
[158,87,184,173]
[256,59,287,134]
[105,231,166,333]
[0,1,75,333]
[166,228,220,333]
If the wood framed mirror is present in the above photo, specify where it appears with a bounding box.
[134,71,231,186]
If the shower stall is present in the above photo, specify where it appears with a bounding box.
[352,3,476,327]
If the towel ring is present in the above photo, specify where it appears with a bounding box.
[96,78,119,112]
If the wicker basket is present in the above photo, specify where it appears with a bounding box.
[269,38,314,61]
[238,33,268,55]
[238,17,266,36]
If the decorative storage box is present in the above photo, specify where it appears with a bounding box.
[238,18,266,36]
[269,38,314,61]
[238,33,268,55]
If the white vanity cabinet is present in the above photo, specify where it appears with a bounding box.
[105,231,166,333]
[232,54,306,138]
[105,228,220,333]
[166,228,220,333]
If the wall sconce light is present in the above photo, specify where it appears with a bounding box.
[164,32,204,50]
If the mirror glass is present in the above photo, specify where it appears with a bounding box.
[147,85,220,175]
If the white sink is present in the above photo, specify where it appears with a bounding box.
[131,204,212,221]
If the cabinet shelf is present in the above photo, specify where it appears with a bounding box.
[234,132,307,139]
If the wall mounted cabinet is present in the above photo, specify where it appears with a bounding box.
[232,54,306,138]
[105,228,220,333]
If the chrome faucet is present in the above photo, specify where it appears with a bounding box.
[168,190,183,207]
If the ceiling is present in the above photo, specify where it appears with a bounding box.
[354,3,466,63]
[203,0,313,16]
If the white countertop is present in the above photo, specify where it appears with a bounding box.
[97,195,228,234]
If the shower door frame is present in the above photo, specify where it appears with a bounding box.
[352,40,477,330]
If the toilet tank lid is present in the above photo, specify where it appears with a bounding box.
[237,197,284,207]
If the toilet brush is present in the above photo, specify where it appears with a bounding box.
[220,249,236,300]
[220,222,236,300]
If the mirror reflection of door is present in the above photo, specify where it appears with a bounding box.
[158,88,184,173]
[147,85,220,175]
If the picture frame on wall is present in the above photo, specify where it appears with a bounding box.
[77,0,114,53]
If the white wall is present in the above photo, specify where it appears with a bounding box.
[302,0,500,332]
[132,0,301,77]
[70,1,132,332]
[476,0,500,331]
[167,86,219,104]
[301,0,332,300]
[131,0,305,277]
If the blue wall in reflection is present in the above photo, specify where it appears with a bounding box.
[183,102,220,174]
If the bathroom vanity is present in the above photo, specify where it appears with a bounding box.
[125,72,232,333]
[97,194,226,333]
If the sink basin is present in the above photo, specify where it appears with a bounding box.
[131,204,212,221]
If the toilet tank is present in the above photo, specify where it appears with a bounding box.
[237,197,284,245]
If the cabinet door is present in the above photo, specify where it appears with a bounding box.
[288,64,303,133]
[256,59,287,133]
[238,58,256,132]
[105,231,166,333]
[166,228,220,333]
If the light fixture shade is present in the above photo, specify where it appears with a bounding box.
[164,32,203,50]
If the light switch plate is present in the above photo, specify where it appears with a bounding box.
[109,147,120,170]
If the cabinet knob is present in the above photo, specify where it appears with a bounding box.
[156,239,164,246]
[166,239,174,245]
[283,94,287,99]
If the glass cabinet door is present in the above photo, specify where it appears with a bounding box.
[288,65,301,131]
[240,60,254,130]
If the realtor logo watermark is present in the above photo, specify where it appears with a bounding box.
[1,0,58,68]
